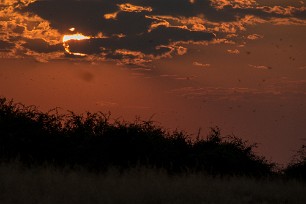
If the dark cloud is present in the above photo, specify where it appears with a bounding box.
[12,26,25,34]
[0,40,14,51]
[67,26,215,55]
[18,0,217,64]
[23,38,62,53]
[295,9,306,19]
[1,0,304,64]
[22,0,118,35]
[22,0,292,30]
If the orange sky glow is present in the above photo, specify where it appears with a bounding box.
[1,0,306,164]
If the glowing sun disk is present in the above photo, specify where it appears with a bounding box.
[62,33,91,56]
[63,33,90,42]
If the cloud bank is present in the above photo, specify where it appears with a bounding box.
[0,0,305,65]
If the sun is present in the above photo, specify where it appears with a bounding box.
[63,33,90,43]
[62,29,91,56]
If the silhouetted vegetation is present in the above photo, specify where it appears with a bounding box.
[285,145,306,180]
[1,96,302,177]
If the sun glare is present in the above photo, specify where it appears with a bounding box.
[62,33,91,56]
[63,33,90,43]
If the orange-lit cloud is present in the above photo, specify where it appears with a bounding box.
[0,0,62,61]
[227,49,240,54]
[258,5,306,16]
[193,62,211,67]
[269,17,306,26]
[118,3,152,13]
[177,46,188,55]
[1,0,306,65]
[147,15,206,32]
[210,0,257,9]
[249,64,272,70]
[104,3,152,20]
[247,34,264,40]
[104,12,119,20]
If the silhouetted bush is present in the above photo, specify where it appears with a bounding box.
[0,97,274,176]
[284,145,306,180]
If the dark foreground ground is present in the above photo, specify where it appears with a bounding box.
[1,162,306,204]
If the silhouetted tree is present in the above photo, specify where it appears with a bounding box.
[0,97,275,176]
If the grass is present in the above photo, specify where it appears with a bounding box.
[0,162,306,204]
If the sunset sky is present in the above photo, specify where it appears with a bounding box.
[1,0,306,164]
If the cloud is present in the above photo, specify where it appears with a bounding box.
[61,25,215,66]
[210,0,257,10]
[17,0,217,65]
[1,0,306,65]
[118,3,152,13]
[298,65,306,70]
[0,0,62,60]
[227,49,240,54]
[0,40,14,51]
[23,38,62,53]
[247,34,264,40]
[249,64,272,70]
[169,86,260,102]
[193,61,211,67]
[169,79,306,101]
